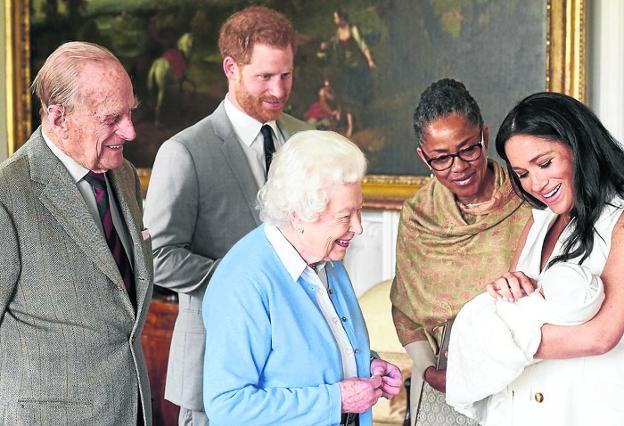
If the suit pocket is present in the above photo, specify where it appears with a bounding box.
[17,399,93,425]
[137,236,154,281]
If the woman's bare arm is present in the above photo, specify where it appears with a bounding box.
[535,213,624,358]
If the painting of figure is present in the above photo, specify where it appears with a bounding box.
[314,8,377,139]
[27,0,553,177]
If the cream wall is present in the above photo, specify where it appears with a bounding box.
[589,0,624,144]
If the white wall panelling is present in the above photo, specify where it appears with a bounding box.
[344,209,400,297]
[589,0,624,144]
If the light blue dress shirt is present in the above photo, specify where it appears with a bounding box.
[202,224,373,426]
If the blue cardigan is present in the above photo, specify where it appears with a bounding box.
[202,225,373,425]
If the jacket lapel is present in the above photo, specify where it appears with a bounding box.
[108,167,151,319]
[213,102,261,225]
[277,113,303,141]
[29,130,124,290]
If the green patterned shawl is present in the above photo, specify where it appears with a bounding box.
[390,161,531,352]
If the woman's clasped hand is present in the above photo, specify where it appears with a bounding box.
[339,359,402,413]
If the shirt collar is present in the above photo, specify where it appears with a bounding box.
[42,130,90,183]
[313,261,327,274]
[224,94,278,147]
[264,224,313,282]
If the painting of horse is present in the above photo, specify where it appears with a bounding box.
[147,32,196,126]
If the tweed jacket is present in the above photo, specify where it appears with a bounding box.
[0,128,154,425]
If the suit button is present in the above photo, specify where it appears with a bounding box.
[534,392,544,403]
[341,316,347,322]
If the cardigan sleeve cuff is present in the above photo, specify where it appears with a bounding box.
[328,382,343,425]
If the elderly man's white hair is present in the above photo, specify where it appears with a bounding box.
[32,41,123,116]
[258,130,367,227]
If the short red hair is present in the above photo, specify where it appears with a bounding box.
[218,6,296,65]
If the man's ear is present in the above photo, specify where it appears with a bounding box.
[223,56,240,81]
[45,104,66,128]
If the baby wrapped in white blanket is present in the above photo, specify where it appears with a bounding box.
[445,262,604,423]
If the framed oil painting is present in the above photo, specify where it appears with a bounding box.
[6,0,585,208]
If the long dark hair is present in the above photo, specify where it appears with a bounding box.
[496,91,624,266]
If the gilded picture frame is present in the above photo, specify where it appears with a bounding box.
[5,0,585,210]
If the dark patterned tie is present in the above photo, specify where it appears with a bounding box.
[84,171,136,309]
[261,124,275,178]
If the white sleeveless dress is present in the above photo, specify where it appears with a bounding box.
[484,198,624,426]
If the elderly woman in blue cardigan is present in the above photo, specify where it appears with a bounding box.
[202,130,402,425]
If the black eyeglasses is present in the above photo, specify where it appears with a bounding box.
[421,131,484,171]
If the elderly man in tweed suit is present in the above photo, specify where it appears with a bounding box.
[0,42,153,425]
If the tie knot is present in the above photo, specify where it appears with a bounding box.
[83,171,107,189]
[261,124,276,179]
[261,124,275,159]
[261,124,273,140]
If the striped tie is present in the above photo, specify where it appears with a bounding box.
[84,171,136,309]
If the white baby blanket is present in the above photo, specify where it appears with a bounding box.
[445,262,604,424]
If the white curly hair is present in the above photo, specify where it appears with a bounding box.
[258,130,367,227]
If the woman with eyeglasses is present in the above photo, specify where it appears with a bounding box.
[390,78,531,425]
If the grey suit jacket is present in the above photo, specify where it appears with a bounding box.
[0,128,154,425]
[144,101,311,410]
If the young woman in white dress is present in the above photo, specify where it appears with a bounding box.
[483,92,624,426]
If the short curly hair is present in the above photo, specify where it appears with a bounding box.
[218,6,296,65]
[412,78,483,145]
